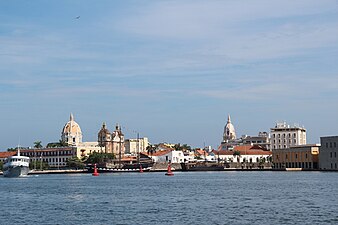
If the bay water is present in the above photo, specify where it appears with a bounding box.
[1,171,338,225]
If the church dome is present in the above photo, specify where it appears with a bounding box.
[61,113,82,146]
[223,114,236,141]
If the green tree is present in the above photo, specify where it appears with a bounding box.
[34,141,43,149]
[46,140,69,148]
[67,157,85,169]
[0,161,3,171]
[86,152,115,164]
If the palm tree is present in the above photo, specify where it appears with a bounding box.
[34,141,43,149]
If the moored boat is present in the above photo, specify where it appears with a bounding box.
[3,150,30,178]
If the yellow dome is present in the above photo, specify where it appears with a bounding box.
[61,113,82,145]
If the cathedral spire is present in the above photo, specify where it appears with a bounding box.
[227,114,231,123]
[70,113,74,121]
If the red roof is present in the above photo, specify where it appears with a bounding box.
[0,151,17,158]
[216,145,271,156]
[144,149,172,156]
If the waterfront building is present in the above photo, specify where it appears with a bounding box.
[319,136,338,170]
[270,122,306,150]
[216,145,272,163]
[148,149,185,163]
[272,144,319,169]
[19,147,77,168]
[0,151,16,163]
[124,137,149,155]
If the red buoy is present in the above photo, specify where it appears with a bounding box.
[139,164,144,173]
[165,163,174,176]
[92,163,99,176]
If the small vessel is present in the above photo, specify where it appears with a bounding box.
[3,148,30,178]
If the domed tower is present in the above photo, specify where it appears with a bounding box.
[223,114,236,143]
[61,113,82,146]
[111,123,125,158]
[98,122,111,153]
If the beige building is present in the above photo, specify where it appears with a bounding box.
[319,136,338,170]
[97,123,125,158]
[125,137,149,155]
[270,122,306,150]
[273,144,319,169]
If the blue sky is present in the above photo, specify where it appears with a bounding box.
[0,0,337,150]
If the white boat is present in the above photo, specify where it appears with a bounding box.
[3,148,30,178]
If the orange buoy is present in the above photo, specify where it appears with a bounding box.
[165,163,174,176]
[92,163,99,176]
[139,164,144,173]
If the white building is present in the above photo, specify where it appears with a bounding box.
[149,150,185,163]
[270,122,306,150]
[319,136,338,170]
[216,145,272,163]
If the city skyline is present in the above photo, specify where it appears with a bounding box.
[1,0,337,150]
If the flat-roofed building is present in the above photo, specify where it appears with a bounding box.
[273,144,319,170]
[319,136,338,170]
[19,147,77,168]
[270,122,306,150]
[124,137,149,155]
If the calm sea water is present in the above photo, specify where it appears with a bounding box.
[1,171,338,225]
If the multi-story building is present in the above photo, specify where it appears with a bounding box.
[319,136,338,170]
[270,122,306,150]
[124,137,149,155]
[241,132,270,150]
[272,144,319,169]
[19,147,77,168]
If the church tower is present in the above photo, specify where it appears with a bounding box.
[111,123,125,158]
[223,114,236,143]
[98,122,112,153]
[61,113,83,146]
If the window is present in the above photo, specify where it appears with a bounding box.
[326,143,329,148]
[330,152,333,158]
[295,154,298,159]
[335,143,337,148]
[330,142,333,148]
[305,153,308,159]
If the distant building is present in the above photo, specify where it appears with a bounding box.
[270,122,306,150]
[216,145,272,163]
[148,150,185,163]
[0,151,16,163]
[220,114,238,150]
[241,132,270,150]
[124,137,149,155]
[61,113,83,146]
[19,147,77,168]
[97,123,125,158]
[319,136,338,170]
[272,144,319,169]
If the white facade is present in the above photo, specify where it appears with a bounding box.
[151,150,185,163]
[319,136,338,170]
[270,122,306,150]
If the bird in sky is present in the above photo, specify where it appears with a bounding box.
[75,16,80,19]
